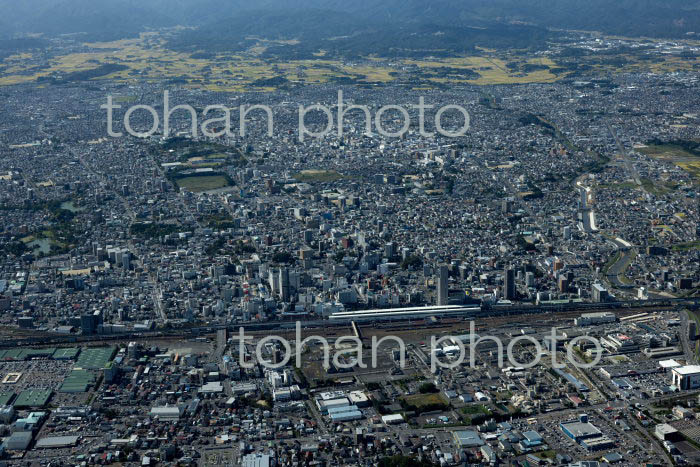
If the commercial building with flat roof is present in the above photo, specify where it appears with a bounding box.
[241,453,271,467]
[672,365,700,389]
[231,383,257,395]
[453,430,484,448]
[521,430,543,448]
[580,436,615,451]
[13,412,46,431]
[348,390,370,407]
[560,420,602,441]
[655,423,680,441]
[553,368,589,392]
[560,416,614,451]
[659,359,681,369]
[381,414,404,425]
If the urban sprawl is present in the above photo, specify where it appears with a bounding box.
[0,33,699,467]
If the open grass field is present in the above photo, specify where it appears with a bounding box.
[0,32,565,90]
[292,170,346,182]
[640,177,672,196]
[3,31,700,91]
[461,404,492,416]
[678,161,700,181]
[175,175,231,192]
[402,392,447,409]
[672,241,700,251]
[639,144,700,181]
[403,55,560,85]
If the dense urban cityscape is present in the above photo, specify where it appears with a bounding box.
[1,2,700,466]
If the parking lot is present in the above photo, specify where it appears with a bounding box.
[0,359,72,392]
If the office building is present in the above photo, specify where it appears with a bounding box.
[592,283,609,303]
[504,267,516,300]
[672,365,700,390]
[437,265,448,306]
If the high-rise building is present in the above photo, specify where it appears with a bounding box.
[504,267,516,300]
[592,283,609,303]
[558,275,569,293]
[563,226,572,240]
[303,230,313,244]
[278,268,290,302]
[80,314,96,335]
[385,242,396,259]
[437,265,449,306]
[525,271,535,287]
[502,199,514,214]
[217,329,228,350]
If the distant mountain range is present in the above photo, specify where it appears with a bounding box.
[166,10,556,59]
[2,0,700,54]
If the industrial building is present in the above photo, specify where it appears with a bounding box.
[59,369,97,393]
[150,406,184,422]
[327,405,363,422]
[316,397,350,414]
[13,389,52,409]
[35,435,80,449]
[3,431,33,451]
[74,346,117,370]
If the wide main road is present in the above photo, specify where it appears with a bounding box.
[608,122,641,185]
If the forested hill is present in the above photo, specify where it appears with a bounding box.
[1,0,699,51]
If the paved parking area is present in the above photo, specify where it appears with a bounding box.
[0,360,72,392]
